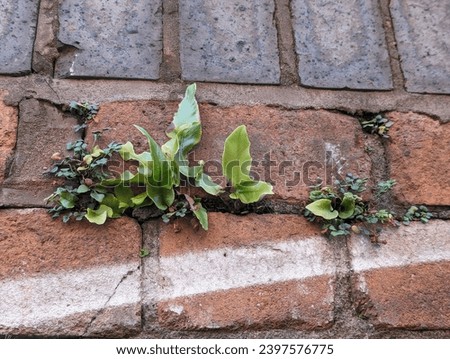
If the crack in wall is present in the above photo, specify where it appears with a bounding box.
[82,267,140,337]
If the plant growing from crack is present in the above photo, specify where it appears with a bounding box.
[304,174,398,243]
[46,84,273,229]
[304,174,433,242]
[359,114,393,138]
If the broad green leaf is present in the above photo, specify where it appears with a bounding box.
[114,184,134,206]
[119,141,152,162]
[60,191,76,209]
[146,185,175,210]
[171,83,200,129]
[222,125,252,186]
[305,199,339,220]
[135,125,174,189]
[339,192,356,219]
[101,194,127,217]
[229,180,273,204]
[161,136,179,160]
[193,200,208,230]
[195,173,223,196]
[76,184,90,193]
[131,192,148,206]
[85,205,113,225]
[175,123,202,158]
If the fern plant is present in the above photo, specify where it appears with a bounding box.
[46,84,273,229]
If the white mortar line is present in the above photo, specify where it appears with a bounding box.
[0,263,140,328]
[157,237,335,301]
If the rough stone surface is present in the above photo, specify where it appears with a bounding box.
[291,0,393,89]
[350,221,450,329]
[0,99,79,206]
[55,0,162,79]
[386,112,450,206]
[143,213,335,330]
[88,102,372,203]
[179,0,280,84]
[0,209,142,337]
[0,0,39,74]
[390,0,450,94]
[0,91,18,185]
[32,0,59,74]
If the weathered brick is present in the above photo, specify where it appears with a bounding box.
[87,102,372,203]
[386,112,450,206]
[0,99,79,206]
[0,91,18,185]
[291,0,392,89]
[55,0,162,79]
[390,0,450,94]
[0,0,39,74]
[143,213,336,330]
[0,209,141,337]
[179,0,280,84]
[350,221,450,329]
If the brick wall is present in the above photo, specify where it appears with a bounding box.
[0,0,449,338]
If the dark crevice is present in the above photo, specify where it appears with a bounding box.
[273,0,298,85]
[160,0,182,82]
[379,0,406,90]
[30,0,43,74]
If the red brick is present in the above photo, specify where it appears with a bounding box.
[0,209,141,280]
[350,221,450,329]
[88,102,372,202]
[143,213,336,330]
[158,277,334,330]
[159,212,321,256]
[387,112,450,206]
[1,99,79,206]
[0,209,142,337]
[0,91,18,185]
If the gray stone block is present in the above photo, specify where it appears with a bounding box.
[55,0,162,79]
[291,0,393,89]
[390,0,450,94]
[179,0,280,84]
[0,0,39,74]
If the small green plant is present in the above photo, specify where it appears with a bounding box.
[359,114,393,138]
[376,179,397,196]
[69,101,99,132]
[403,205,432,225]
[139,248,150,258]
[45,140,122,222]
[304,174,397,241]
[46,84,273,230]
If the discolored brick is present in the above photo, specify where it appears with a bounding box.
[143,213,336,330]
[350,221,450,329]
[0,99,79,207]
[0,209,142,337]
